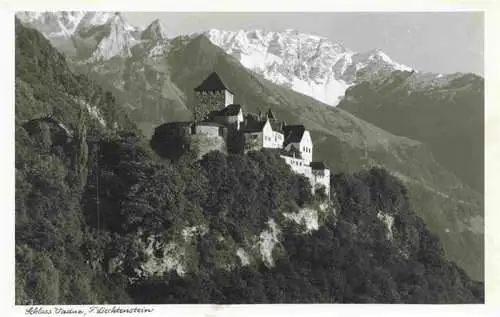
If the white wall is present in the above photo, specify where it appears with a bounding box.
[272,131,284,148]
[281,155,331,197]
[225,90,234,106]
[283,130,313,163]
[262,121,277,149]
[300,131,313,164]
[280,155,310,175]
[237,110,244,130]
[262,122,283,149]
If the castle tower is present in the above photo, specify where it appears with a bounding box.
[193,72,234,122]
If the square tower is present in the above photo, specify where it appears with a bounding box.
[193,72,234,122]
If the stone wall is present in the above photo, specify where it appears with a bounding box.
[194,90,226,121]
[312,169,331,197]
[195,124,222,137]
[244,132,263,153]
[191,133,227,159]
[150,121,194,161]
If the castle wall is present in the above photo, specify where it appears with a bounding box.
[280,155,330,197]
[244,132,263,152]
[312,169,330,197]
[213,112,243,130]
[195,124,222,137]
[191,134,226,159]
[269,131,284,149]
[194,90,226,121]
[280,155,310,175]
[300,131,313,164]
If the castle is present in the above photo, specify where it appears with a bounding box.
[157,72,330,197]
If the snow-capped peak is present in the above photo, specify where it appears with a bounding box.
[141,18,168,41]
[76,12,116,32]
[205,29,413,106]
[16,12,416,105]
[16,11,86,39]
[88,12,136,61]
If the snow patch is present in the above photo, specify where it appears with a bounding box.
[90,14,135,61]
[206,29,413,107]
[147,41,170,57]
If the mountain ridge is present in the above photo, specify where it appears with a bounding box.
[16,11,450,106]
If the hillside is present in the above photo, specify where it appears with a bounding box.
[14,19,485,304]
[337,70,484,194]
[16,17,484,283]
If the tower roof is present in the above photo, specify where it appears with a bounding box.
[266,108,276,120]
[194,72,233,93]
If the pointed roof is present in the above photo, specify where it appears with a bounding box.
[241,113,268,133]
[266,108,276,120]
[269,120,283,132]
[194,72,233,93]
[283,125,306,145]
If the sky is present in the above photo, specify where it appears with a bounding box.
[124,12,484,75]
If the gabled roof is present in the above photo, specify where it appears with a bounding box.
[283,125,306,145]
[194,72,234,93]
[215,104,242,117]
[241,114,268,133]
[310,161,327,170]
[269,120,283,133]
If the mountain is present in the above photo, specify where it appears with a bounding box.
[15,18,484,304]
[18,12,416,106]
[204,29,412,106]
[16,13,484,282]
[336,70,484,194]
[15,11,85,39]
[16,12,141,59]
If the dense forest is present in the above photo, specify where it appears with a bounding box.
[15,19,484,304]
